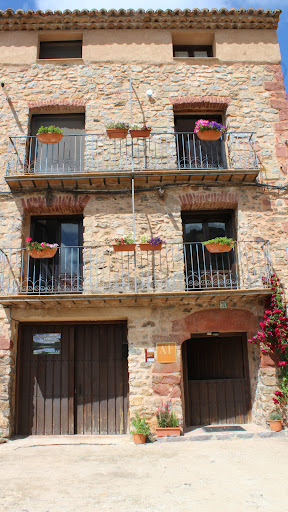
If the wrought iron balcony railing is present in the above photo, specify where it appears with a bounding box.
[0,241,271,296]
[6,132,259,176]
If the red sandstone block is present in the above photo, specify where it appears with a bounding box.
[270,99,288,109]
[161,375,181,385]
[170,387,181,398]
[279,109,288,121]
[152,384,170,396]
[276,145,288,157]
[153,363,180,373]
[274,121,288,131]
[264,81,285,91]
[0,336,11,350]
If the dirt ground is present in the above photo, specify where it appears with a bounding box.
[0,436,288,512]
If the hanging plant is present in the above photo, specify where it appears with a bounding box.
[249,275,288,411]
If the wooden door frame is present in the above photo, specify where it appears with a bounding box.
[181,332,252,429]
[15,321,128,436]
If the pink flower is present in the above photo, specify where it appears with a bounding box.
[25,237,32,243]
[272,398,279,404]
[278,361,287,367]
[274,391,284,397]
[41,242,45,247]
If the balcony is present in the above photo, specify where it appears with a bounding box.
[6,132,260,190]
[0,241,272,305]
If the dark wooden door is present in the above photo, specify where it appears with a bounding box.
[183,335,251,426]
[17,323,128,435]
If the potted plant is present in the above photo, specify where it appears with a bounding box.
[113,233,136,252]
[139,235,164,251]
[269,410,282,432]
[106,121,130,139]
[155,401,181,437]
[131,414,150,444]
[194,119,226,141]
[36,125,63,144]
[26,238,58,259]
[129,124,151,138]
[202,236,234,253]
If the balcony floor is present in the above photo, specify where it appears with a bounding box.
[5,168,259,191]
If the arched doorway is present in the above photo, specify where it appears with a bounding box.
[182,333,251,427]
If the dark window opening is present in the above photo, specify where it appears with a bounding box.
[173,45,213,58]
[39,40,82,59]
[174,114,226,170]
[182,211,236,290]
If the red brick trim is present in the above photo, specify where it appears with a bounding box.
[21,194,90,214]
[170,96,231,112]
[179,191,238,210]
[0,335,11,350]
[28,99,86,113]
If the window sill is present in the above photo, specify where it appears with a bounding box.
[36,58,84,65]
[173,57,219,63]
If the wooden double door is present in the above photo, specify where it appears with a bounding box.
[17,323,128,435]
[182,335,251,426]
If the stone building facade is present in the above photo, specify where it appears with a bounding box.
[0,8,287,436]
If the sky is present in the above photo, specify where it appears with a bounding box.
[0,0,287,91]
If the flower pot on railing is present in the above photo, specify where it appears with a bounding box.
[28,247,58,259]
[130,129,151,139]
[139,243,162,251]
[196,130,222,141]
[194,120,226,142]
[205,243,234,253]
[36,132,63,144]
[113,244,136,252]
[106,129,129,140]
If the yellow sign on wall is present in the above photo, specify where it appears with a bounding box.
[156,342,177,363]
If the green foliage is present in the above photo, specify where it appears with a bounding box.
[130,414,150,435]
[156,401,179,428]
[114,233,135,245]
[106,121,130,130]
[270,411,282,421]
[37,125,63,134]
[130,124,151,131]
[202,237,234,247]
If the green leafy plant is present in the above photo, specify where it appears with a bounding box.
[130,124,151,131]
[106,121,130,130]
[25,237,58,251]
[156,401,179,428]
[114,233,135,245]
[270,411,282,421]
[202,236,234,247]
[37,125,63,134]
[131,414,150,435]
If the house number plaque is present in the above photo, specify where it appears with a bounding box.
[156,342,177,363]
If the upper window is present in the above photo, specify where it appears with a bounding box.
[173,45,213,58]
[39,40,82,59]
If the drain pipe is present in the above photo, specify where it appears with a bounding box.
[130,78,137,292]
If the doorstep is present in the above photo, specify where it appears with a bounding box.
[5,435,131,449]
[156,423,288,442]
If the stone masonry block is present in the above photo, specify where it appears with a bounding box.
[152,384,170,396]
[0,336,11,350]
[152,363,180,373]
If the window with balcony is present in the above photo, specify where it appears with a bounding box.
[30,114,85,173]
[39,40,82,59]
[28,216,83,294]
[173,45,213,58]
[182,211,236,289]
[174,114,226,170]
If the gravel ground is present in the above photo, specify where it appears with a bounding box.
[0,436,288,512]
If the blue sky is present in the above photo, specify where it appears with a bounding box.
[0,0,287,92]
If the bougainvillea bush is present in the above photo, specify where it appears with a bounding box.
[249,275,288,408]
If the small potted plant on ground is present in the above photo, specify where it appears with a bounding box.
[155,401,181,437]
[106,121,130,139]
[36,125,63,144]
[139,235,164,251]
[131,414,150,444]
[129,124,151,138]
[194,119,226,141]
[269,410,282,432]
[26,238,59,259]
[113,233,136,252]
[202,236,234,253]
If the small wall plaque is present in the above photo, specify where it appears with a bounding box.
[145,349,155,362]
[156,342,177,363]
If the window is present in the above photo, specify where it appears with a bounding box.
[39,40,82,59]
[174,114,226,169]
[182,211,236,290]
[173,45,213,58]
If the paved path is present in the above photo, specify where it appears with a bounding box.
[1,436,288,512]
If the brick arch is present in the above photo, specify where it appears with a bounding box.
[179,190,238,210]
[172,309,260,345]
[28,99,86,114]
[170,95,231,112]
[21,194,90,214]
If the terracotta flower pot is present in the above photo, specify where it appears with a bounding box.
[113,244,136,252]
[139,243,162,251]
[28,247,57,259]
[155,427,181,437]
[130,129,151,138]
[269,420,282,432]
[36,133,63,144]
[196,130,222,141]
[133,433,147,444]
[205,243,234,253]
[106,129,129,139]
